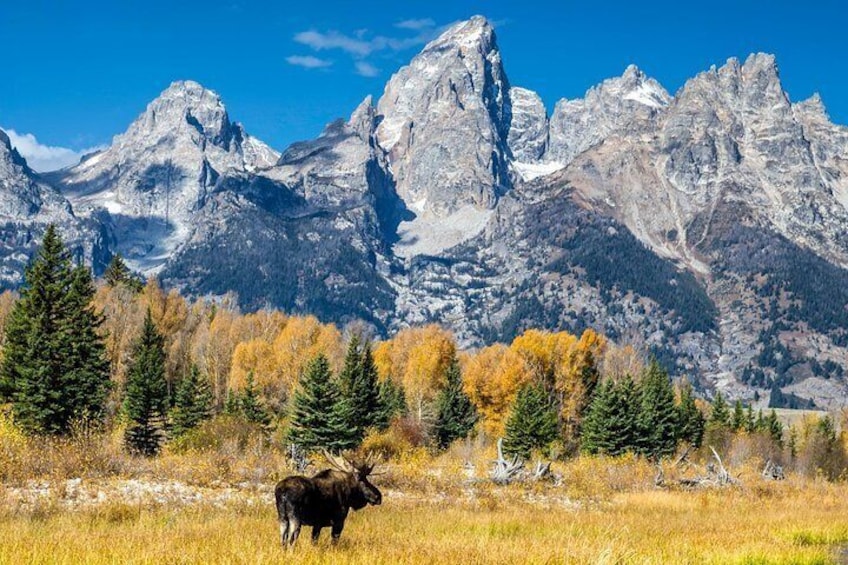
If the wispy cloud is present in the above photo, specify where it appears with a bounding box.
[354,61,380,77]
[395,18,435,30]
[2,128,104,172]
[285,55,332,69]
[292,18,441,78]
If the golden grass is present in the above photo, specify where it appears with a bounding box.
[1,482,848,564]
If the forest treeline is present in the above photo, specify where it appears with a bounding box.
[0,227,845,478]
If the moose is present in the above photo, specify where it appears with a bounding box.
[275,451,382,547]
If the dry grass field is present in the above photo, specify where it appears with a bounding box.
[2,467,848,564]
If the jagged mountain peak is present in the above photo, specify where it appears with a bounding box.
[795,93,830,121]
[375,14,511,225]
[426,15,494,52]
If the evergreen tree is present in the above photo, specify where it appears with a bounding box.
[103,253,142,292]
[374,377,407,430]
[433,356,477,449]
[337,336,380,438]
[123,309,169,455]
[503,382,558,459]
[730,400,746,432]
[745,405,758,433]
[709,392,731,427]
[581,376,640,456]
[239,371,271,427]
[636,360,679,458]
[287,355,358,452]
[763,409,783,447]
[0,226,110,434]
[170,365,213,437]
[676,383,705,448]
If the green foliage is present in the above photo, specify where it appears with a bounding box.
[762,409,783,447]
[123,309,169,456]
[432,356,477,449]
[287,354,358,453]
[731,400,746,432]
[103,253,142,292]
[709,392,731,427]
[636,360,679,458]
[676,383,705,448]
[0,225,110,434]
[170,365,213,437]
[503,382,559,459]
[581,376,640,456]
[238,372,271,427]
[374,377,407,430]
[337,336,381,441]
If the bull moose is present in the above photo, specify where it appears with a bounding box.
[275,451,382,547]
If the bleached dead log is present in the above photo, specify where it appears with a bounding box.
[490,438,525,485]
[531,461,552,481]
[678,447,740,488]
[762,460,785,481]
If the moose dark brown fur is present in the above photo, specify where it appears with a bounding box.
[275,453,382,547]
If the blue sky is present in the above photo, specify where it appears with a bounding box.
[2,0,847,170]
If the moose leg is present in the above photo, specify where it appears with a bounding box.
[311,527,323,544]
[287,516,302,546]
[330,519,345,544]
[279,519,289,547]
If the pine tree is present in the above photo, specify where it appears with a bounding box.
[581,376,640,456]
[170,365,213,437]
[239,371,271,427]
[676,383,705,448]
[374,377,407,430]
[433,356,477,449]
[636,360,679,458]
[745,405,758,433]
[763,409,783,447]
[123,309,169,455]
[61,265,112,423]
[337,336,380,439]
[103,253,142,292]
[503,382,559,459]
[0,226,110,434]
[287,354,358,452]
[730,400,745,432]
[709,392,731,427]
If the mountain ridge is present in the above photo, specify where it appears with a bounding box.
[3,15,848,408]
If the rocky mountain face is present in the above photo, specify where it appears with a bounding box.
[51,81,279,274]
[0,131,106,285]
[5,16,848,407]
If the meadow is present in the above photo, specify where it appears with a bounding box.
[2,444,848,564]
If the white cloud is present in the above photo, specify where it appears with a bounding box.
[1,128,104,172]
[395,18,435,30]
[294,30,374,57]
[285,55,332,69]
[293,21,441,60]
[354,61,380,77]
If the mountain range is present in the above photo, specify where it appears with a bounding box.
[3,15,848,407]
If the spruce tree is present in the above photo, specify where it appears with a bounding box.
[503,382,558,459]
[676,383,705,448]
[433,356,477,449]
[636,360,679,458]
[239,371,271,427]
[337,336,380,438]
[375,377,407,430]
[0,225,110,434]
[763,409,783,447]
[745,406,758,433]
[581,376,640,456]
[170,365,213,437]
[104,253,142,292]
[123,309,169,455]
[730,400,745,432]
[287,354,358,452]
[709,392,731,427]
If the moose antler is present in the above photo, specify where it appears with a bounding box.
[321,450,356,473]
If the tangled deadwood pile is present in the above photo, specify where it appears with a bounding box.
[489,438,556,485]
[677,447,741,488]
